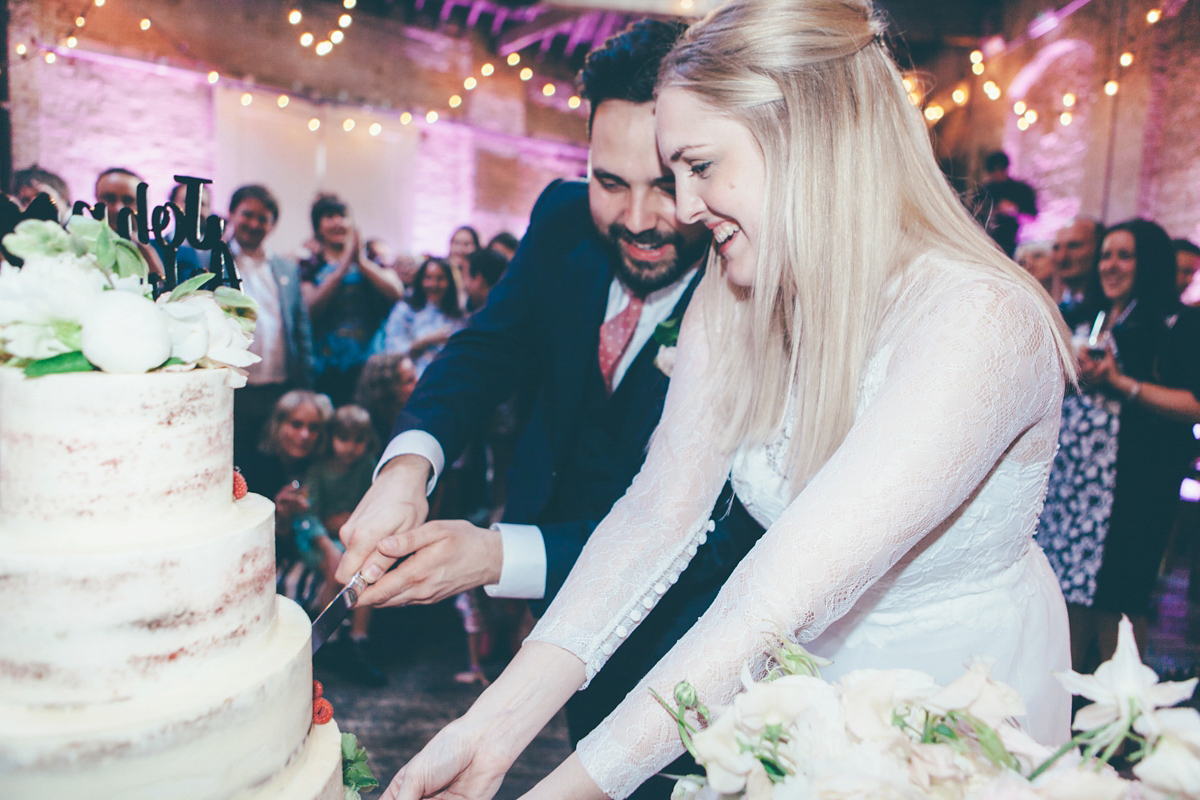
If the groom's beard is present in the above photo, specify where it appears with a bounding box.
[604,223,709,296]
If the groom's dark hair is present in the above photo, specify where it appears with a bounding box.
[578,18,689,135]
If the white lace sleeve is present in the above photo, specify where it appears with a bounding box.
[526,290,733,681]
[563,278,1065,798]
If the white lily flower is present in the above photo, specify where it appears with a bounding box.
[1054,616,1197,747]
[1133,707,1200,798]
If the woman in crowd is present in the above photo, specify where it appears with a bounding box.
[300,193,404,406]
[380,1,1075,798]
[355,352,420,446]
[240,389,334,611]
[1037,218,1200,670]
[378,257,465,378]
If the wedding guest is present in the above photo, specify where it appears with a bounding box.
[364,238,393,270]
[240,390,333,612]
[354,353,419,448]
[969,150,1038,257]
[462,248,508,313]
[300,193,403,406]
[1053,216,1104,312]
[1175,238,1200,304]
[162,182,211,281]
[377,257,465,377]
[301,404,386,686]
[1016,240,1058,299]
[1037,218,1200,670]
[12,165,70,220]
[448,225,480,271]
[487,231,520,261]
[227,184,314,466]
[93,167,165,277]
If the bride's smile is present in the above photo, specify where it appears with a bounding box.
[656,86,766,288]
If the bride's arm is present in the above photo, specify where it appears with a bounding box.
[383,288,734,800]
[556,280,1066,798]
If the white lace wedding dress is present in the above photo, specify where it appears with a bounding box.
[527,255,1072,799]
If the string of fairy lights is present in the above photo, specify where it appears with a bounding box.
[14,0,585,136]
[910,2,1173,134]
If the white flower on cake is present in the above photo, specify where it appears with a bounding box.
[81,290,172,373]
[0,217,259,386]
[665,616,1199,800]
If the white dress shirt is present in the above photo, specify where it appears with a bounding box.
[376,266,699,598]
[232,241,288,386]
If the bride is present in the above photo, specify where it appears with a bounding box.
[383,0,1074,797]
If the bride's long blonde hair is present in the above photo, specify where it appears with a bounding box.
[659,0,1073,493]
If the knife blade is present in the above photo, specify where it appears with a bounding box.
[311,571,367,654]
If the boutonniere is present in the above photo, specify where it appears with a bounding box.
[653,317,681,377]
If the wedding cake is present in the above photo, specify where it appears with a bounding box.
[0,367,343,799]
[0,216,345,798]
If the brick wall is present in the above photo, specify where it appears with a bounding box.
[8,0,587,256]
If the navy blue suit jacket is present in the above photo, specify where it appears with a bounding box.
[395,181,763,773]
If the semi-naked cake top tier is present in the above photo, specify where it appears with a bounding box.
[0,367,233,535]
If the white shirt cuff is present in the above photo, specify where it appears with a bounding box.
[375,430,445,495]
[484,523,546,599]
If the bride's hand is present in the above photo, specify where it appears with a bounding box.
[381,716,514,800]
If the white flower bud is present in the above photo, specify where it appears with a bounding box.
[81,290,171,373]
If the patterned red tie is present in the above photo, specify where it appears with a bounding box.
[598,292,645,393]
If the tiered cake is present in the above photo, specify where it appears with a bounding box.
[0,367,343,799]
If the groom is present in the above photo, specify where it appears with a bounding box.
[337,19,765,798]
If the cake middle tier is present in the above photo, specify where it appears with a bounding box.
[0,494,276,705]
[0,597,316,800]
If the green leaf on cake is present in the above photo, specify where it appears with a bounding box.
[169,271,216,302]
[341,733,379,794]
[51,320,83,352]
[24,350,96,377]
[112,238,149,280]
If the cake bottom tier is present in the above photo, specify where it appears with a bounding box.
[0,597,316,800]
[245,720,344,800]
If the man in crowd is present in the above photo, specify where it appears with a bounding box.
[227,184,314,465]
[1175,238,1200,304]
[1053,216,1104,312]
[13,165,71,219]
[970,150,1038,257]
[336,19,765,799]
[461,247,509,313]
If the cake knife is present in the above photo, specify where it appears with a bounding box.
[311,571,368,654]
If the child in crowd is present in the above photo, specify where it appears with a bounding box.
[297,404,386,687]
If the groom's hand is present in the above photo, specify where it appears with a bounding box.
[336,454,432,586]
[356,519,503,608]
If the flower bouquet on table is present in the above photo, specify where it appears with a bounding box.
[0,216,258,385]
[660,617,1199,800]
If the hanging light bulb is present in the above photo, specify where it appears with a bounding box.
[426,111,438,123]
[331,30,344,44]
[969,50,983,64]
[507,53,520,66]
[207,70,219,83]
[520,67,533,81]
[1023,109,1038,123]
[94,0,105,6]
[308,118,321,131]
[369,123,382,136]
[542,84,556,97]
[76,16,86,26]
[1105,80,1119,95]
[315,40,333,55]
[481,63,494,76]
[344,0,357,8]
[1119,52,1134,67]
[1060,112,1073,125]
[1146,8,1161,23]
[952,88,967,104]
[449,95,462,108]
[338,14,352,28]
[277,95,290,107]
[241,93,253,106]
[1013,100,1027,115]
[568,96,581,109]
[343,119,355,131]
[400,112,413,125]
[1063,92,1076,107]
[300,32,314,46]
[1017,117,1029,131]
[15,43,26,55]
[464,77,477,90]
[971,62,985,75]
[288,9,302,24]
[67,36,78,48]
[44,52,57,64]
[139,18,151,30]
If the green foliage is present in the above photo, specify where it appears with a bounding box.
[23,350,95,377]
